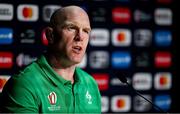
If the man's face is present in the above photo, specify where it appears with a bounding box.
[52,11,91,66]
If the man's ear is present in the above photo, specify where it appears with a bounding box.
[45,27,54,44]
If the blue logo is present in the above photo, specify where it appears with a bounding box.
[154,95,171,111]
[0,28,13,44]
[155,30,172,47]
[112,51,131,68]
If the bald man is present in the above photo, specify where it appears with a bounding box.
[0,6,101,113]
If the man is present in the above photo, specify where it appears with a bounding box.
[0,5,101,113]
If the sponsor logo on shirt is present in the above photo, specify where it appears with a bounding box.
[0,28,13,44]
[0,4,13,21]
[0,75,10,92]
[112,7,131,24]
[48,92,57,105]
[0,52,13,68]
[17,4,39,21]
[111,95,131,112]
[48,92,61,111]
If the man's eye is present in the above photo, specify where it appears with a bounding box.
[67,26,76,31]
[84,30,90,34]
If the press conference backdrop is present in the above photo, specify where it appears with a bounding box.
[0,0,178,113]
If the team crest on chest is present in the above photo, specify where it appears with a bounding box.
[86,90,92,104]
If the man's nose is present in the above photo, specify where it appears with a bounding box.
[74,30,83,41]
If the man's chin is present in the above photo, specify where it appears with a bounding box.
[70,58,82,65]
[69,54,83,64]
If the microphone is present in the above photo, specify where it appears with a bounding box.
[117,74,169,114]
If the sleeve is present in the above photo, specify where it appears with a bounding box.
[0,77,39,113]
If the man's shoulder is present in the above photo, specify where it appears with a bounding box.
[11,61,41,84]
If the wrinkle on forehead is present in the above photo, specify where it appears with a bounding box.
[50,6,90,28]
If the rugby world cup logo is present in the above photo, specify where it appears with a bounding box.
[48,92,57,105]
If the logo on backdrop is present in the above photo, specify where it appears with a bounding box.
[112,51,131,68]
[43,5,61,22]
[155,30,172,47]
[155,51,172,68]
[89,51,109,69]
[90,28,109,46]
[154,8,172,26]
[112,29,131,47]
[0,28,13,44]
[0,52,13,68]
[0,4,13,20]
[17,4,39,21]
[112,7,131,24]
[134,29,152,47]
[111,95,131,112]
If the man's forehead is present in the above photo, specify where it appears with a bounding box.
[62,21,91,29]
[50,6,90,28]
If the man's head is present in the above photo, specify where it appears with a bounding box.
[45,6,91,67]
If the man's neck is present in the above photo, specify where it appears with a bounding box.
[46,53,76,84]
[53,66,76,84]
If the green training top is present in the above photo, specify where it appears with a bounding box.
[0,55,101,113]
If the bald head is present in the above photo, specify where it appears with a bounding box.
[50,5,90,28]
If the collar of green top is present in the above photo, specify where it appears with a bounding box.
[37,55,81,87]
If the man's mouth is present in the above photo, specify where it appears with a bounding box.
[72,46,82,54]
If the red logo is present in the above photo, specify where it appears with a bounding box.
[111,95,131,112]
[22,7,33,18]
[112,7,131,24]
[92,73,109,91]
[17,5,38,21]
[155,52,172,68]
[154,72,172,90]
[48,92,57,105]
[0,75,10,92]
[41,28,48,46]
[0,52,13,68]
